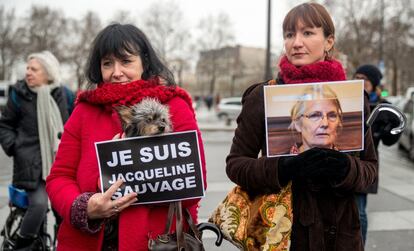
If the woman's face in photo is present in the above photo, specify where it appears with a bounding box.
[100,51,144,84]
[284,21,334,67]
[295,99,340,150]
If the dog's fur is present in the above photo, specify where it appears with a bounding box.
[116,98,172,137]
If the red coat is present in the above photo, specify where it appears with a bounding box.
[46,97,206,251]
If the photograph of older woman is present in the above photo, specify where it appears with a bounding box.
[264,81,364,156]
[289,84,342,153]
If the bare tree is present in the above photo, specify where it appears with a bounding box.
[0,7,26,80]
[325,0,414,95]
[383,11,414,94]
[330,0,379,69]
[138,1,194,86]
[196,12,234,95]
[21,6,69,60]
[109,10,136,24]
[63,12,101,89]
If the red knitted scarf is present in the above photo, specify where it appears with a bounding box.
[76,78,194,111]
[278,56,346,84]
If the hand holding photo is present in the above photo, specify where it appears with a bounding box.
[264,80,364,157]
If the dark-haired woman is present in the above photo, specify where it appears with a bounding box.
[226,2,377,250]
[46,23,206,251]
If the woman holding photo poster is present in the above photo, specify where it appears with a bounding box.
[225,2,377,250]
[46,23,206,251]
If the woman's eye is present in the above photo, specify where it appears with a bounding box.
[284,32,294,39]
[327,112,339,121]
[122,59,132,64]
[304,31,313,36]
[102,61,112,67]
[309,113,321,120]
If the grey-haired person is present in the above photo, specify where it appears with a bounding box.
[0,51,73,250]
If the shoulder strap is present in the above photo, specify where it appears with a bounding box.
[10,88,21,110]
[164,202,175,234]
[175,201,185,249]
[10,86,74,113]
[61,86,74,114]
[183,207,202,240]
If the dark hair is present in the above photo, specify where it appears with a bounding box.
[354,64,383,90]
[85,23,175,87]
[283,2,335,54]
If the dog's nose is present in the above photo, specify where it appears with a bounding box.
[158,126,165,132]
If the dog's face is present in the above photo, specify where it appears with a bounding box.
[116,98,172,137]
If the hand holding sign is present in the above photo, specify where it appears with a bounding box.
[113,132,126,140]
[87,179,138,219]
[95,131,205,204]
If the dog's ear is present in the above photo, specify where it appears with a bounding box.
[114,105,134,129]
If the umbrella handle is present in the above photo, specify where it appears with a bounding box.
[366,103,407,135]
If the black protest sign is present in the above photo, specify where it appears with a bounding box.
[95,131,204,204]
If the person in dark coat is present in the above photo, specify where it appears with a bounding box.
[354,64,402,244]
[0,51,71,250]
[225,2,378,250]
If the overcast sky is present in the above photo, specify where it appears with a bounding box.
[2,0,303,50]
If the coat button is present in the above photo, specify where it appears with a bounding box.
[329,226,337,235]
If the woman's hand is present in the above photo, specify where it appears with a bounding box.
[113,132,125,140]
[301,147,350,182]
[278,149,318,181]
[86,132,136,220]
[279,148,350,184]
[87,179,138,219]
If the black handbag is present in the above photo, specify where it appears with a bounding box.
[148,201,205,251]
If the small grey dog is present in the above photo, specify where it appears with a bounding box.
[116,98,172,137]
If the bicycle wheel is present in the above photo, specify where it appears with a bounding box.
[35,224,53,251]
[31,236,48,251]
[1,207,25,251]
[1,204,55,251]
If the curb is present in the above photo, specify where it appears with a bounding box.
[199,126,236,132]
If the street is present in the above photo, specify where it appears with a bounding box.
[0,108,413,250]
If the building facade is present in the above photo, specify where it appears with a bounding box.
[195,45,270,97]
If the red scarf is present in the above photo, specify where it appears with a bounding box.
[278,56,346,84]
[76,78,194,111]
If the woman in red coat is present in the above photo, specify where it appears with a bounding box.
[46,23,206,251]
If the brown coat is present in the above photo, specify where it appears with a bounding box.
[226,82,378,251]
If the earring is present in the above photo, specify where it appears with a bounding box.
[324,49,331,59]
